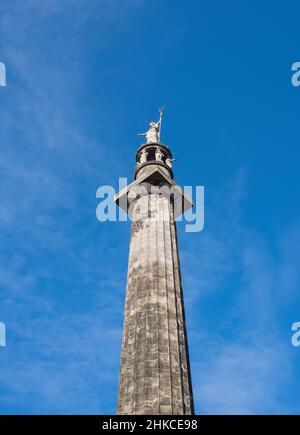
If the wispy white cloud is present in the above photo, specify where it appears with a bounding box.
[0,1,136,413]
[195,341,291,414]
[179,172,300,414]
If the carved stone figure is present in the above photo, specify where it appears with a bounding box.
[139,149,148,164]
[155,146,164,162]
[138,120,160,144]
[137,108,165,144]
[165,158,175,168]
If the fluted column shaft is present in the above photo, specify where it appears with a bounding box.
[117,191,194,415]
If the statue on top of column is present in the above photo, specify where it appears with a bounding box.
[137,107,165,144]
[138,120,160,144]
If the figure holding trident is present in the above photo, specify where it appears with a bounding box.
[137,106,165,144]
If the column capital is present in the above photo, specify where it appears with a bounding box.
[114,166,193,218]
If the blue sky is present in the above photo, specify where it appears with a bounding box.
[0,0,300,414]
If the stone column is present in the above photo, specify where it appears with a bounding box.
[116,143,194,415]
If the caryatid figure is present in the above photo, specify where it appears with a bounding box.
[165,158,176,168]
[138,149,148,165]
[138,120,161,144]
[155,146,164,162]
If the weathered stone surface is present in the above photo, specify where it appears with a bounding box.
[116,144,194,415]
